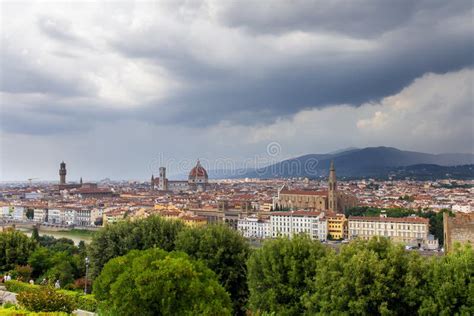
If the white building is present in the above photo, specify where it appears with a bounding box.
[33,208,47,223]
[75,209,93,226]
[237,216,271,239]
[24,192,44,200]
[270,211,327,241]
[452,204,472,213]
[64,209,76,226]
[12,206,25,221]
[48,209,62,224]
[1,206,12,218]
[348,215,430,245]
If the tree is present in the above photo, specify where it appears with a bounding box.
[247,235,328,316]
[93,248,232,315]
[0,231,37,272]
[175,224,251,315]
[88,215,185,278]
[28,246,53,278]
[25,208,34,220]
[31,226,40,242]
[419,244,474,315]
[46,251,78,287]
[304,237,432,315]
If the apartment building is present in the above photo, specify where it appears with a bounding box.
[348,215,429,244]
[270,211,327,241]
[237,216,271,239]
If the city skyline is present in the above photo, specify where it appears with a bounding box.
[1,1,473,181]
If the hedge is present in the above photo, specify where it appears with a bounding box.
[57,290,98,312]
[4,281,98,312]
[4,280,39,293]
[0,306,68,315]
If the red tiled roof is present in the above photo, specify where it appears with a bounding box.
[280,190,327,196]
[348,216,429,224]
[272,210,323,217]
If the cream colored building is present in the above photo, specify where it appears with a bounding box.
[270,210,327,241]
[348,215,429,244]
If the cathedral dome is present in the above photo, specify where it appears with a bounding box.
[188,160,208,179]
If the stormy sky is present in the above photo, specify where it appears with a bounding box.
[1,0,473,181]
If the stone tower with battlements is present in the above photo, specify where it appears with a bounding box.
[59,161,67,185]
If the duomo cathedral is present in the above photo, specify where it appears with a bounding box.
[151,160,209,192]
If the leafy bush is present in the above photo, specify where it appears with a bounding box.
[57,290,98,312]
[17,287,75,313]
[5,280,98,312]
[4,280,39,293]
[14,265,33,282]
[0,306,68,315]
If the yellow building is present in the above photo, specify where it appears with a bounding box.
[158,210,207,227]
[327,213,347,240]
[103,209,126,225]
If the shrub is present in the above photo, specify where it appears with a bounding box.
[14,265,33,282]
[57,290,98,312]
[0,306,68,315]
[5,280,98,312]
[17,287,75,313]
[4,280,39,293]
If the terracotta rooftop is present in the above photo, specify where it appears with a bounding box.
[348,216,429,224]
[280,190,327,196]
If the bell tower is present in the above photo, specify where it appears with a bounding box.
[159,167,167,190]
[328,160,337,212]
[59,161,67,185]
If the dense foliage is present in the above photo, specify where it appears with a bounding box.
[93,248,232,315]
[88,215,185,278]
[247,237,474,316]
[0,231,37,272]
[16,287,76,313]
[5,280,98,312]
[247,235,328,315]
[175,224,251,315]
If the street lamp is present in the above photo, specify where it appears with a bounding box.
[84,257,90,294]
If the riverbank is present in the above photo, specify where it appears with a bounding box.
[18,228,98,245]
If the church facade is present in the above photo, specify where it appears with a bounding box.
[275,161,357,213]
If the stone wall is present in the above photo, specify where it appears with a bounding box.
[444,212,474,252]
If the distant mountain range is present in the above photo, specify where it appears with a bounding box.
[208,147,474,180]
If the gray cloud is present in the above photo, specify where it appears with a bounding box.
[0,1,473,180]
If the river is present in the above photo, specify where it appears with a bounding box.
[18,228,95,245]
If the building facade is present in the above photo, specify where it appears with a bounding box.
[151,160,209,192]
[327,212,347,240]
[275,162,357,213]
[444,212,474,252]
[238,216,271,239]
[348,215,429,245]
[270,211,327,241]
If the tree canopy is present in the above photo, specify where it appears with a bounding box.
[0,230,37,272]
[93,248,232,315]
[247,235,328,316]
[88,215,185,278]
[175,224,251,315]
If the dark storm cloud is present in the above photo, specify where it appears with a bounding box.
[2,0,473,133]
[114,0,473,127]
[216,0,469,38]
